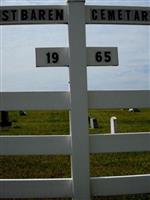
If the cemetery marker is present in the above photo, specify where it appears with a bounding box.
[0,6,67,25]
[87,47,118,66]
[36,47,118,67]
[86,6,150,25]
[36,48,69,67]
[0,1,150,199]
[1,6,150,25]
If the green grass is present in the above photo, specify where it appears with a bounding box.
[89,109,150,134]
[0,109,150,200]
[0,111,69,135]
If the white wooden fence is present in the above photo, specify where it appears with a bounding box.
[0,90,150,199]
[0,0,150,199]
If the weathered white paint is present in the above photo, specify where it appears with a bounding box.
[91,174,150,196]
[1,175,149,198]
[110,116,117,134]
[0,133,149,155]
[67,0,90,199]
[0,135,71,155]
[90,118,95,129]
[0,90,149,111]
[0,178,72,198]
[0,92,70,110]
[90,133,150,153]
[88,90,150,108]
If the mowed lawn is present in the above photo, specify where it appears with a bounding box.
[0,109,150,200]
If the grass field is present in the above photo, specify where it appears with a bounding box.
[0,109,150,200]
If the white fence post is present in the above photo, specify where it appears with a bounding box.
[67,0,90,199]
[110,116,117,134]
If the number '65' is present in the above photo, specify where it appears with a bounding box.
[95,51,111,62]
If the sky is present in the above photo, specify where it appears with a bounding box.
[0,0,150,91]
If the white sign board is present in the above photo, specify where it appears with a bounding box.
[0,6,67,25]
[36,48,69,67]
[87,47,118,66]
[86,6,150,25]
[36,47,118,67]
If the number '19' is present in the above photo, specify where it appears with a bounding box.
[46,52,59,64]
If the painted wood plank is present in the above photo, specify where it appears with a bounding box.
[0,92,70,111]
[67,0,90,199]
[0,178,72,198]
[90,133,150,153]
[0,90,149,111]
[0,135,71,155]
[91,174,150,196]
[88,90,150,108]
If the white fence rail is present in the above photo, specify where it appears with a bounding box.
[0,133,150,155]
[0,92,69,110]
[0,178,72,198]
[88,90,150,108]
[90,133,150,153]
[0,91,150,198]
[0,90,149,111]
[0,175,150,198]
[91,175,150,196]
[0,135,71,155]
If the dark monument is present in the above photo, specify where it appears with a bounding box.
[0,111,12,127]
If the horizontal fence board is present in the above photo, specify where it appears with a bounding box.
[88,90,150,108]
[0,178,72,198]
[0,92,70,110]
[91,174,150,196]
[0,90,149,110]
[0,135,71,155]
[90,133,150,153]
[0,133,149,155]
[0,175,149,198]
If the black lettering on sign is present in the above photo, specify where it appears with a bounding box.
[108,10,116,20]
[30,10,37,20]
[39,9,46,20]
[21,10,28,20]
[126,10,131,21]
[46,52,59,64]
[95,51,111,63]
[104,51,111,62]
[48,10,53,20]
[118,10,123,20]
[134,10,140,21]
[142,11,148,21]
[0,9,18,22]
[56,9,64,20]
[95,52,102,62]
[11,10,17,20]
[91,9,98,20]
[1,10,9,21]
[101,9,105,20]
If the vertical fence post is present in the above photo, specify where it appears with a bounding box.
[110,116,117,134]
[67,0,90,199]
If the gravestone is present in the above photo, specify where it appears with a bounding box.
[90,118,99,129]
[0,111,12,128]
